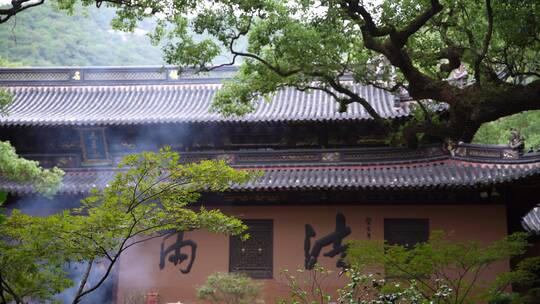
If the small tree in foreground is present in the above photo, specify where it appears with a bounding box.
[346,231,540,304]
[279,265,453,304]
[0,148,256,304]
[278,232,540,304]
[0,140,63,198]
[197,272,265,304]
[278,265,335,304]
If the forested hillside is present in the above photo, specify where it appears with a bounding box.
[0,2,164,66]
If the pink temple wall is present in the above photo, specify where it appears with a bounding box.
[116,204,508,303]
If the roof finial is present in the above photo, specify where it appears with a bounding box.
[508,128,525,154]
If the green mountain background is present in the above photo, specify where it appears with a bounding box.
[0,2,164,66]
[0,3,538,148]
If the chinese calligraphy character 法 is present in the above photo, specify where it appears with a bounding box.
[159,231,197,274]
[304,212,352,270]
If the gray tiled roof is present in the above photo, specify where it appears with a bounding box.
[523,206,540,234]
[0,83,408,126]
[2,159,540,195]
[236,160,540,191]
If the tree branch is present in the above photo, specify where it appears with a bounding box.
[458,264,486,304]
[390,0,443,48]
[72,212,139,303]
[438,46,464,75]
[475,79,540,123]
[72,258,94,304]
[342,0,395,37]
[202,13,251,72]
[0,284,6,304]
[384,259,437,300]
[78,233,114,262]
[341,0,458,106]
[0,272,22,304]
[0,0,150,24]
[295,84,342,102]
[121,233,166,252]
[73,257,117,303]
[326,78,384,121]
[416,99,433,123]
[474,0,494,85]
[72,183,142,303]
[0,0,44,24]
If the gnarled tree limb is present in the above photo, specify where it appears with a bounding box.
[0,0,44,24]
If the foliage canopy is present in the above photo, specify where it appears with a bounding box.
[2,1,540,145]
[277,232,540,304]
[346,231,540,304]
[0,148,255,304]
[4,0,539,146]
[0,56,64,197]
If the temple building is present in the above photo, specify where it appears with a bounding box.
[1,66,539,303]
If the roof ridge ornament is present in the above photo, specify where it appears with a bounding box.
[168,69,179,80]
[443,139,460,157]
[508,128,525,154]
[72,70,81,81]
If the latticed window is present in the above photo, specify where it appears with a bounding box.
[384,218,429,248]
[229,220,273,279]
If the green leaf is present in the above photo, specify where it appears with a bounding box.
[0,149,254,303]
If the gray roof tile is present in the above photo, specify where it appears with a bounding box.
[2,159,540,195]
[0,84,409,126]
[523,206,540,234]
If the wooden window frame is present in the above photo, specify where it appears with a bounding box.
[229,219,273,279]
[384,218,430,248]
